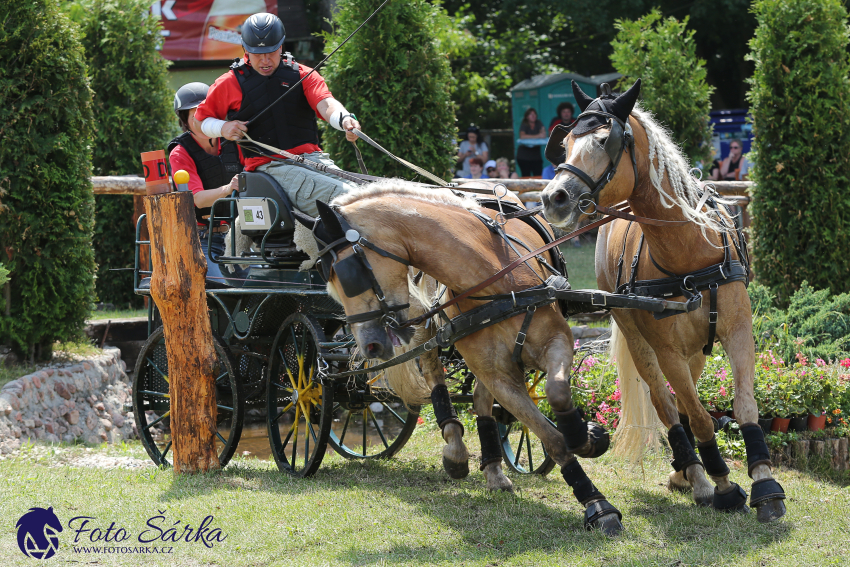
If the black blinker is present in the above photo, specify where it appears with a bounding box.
[546,124,572,165]
[334,254,372,297]
[604,119,625,162]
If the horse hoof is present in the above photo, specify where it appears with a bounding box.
[755,498,786,523]
[713,483,749,513]
[584,500,623,536]
[442,456,469,479]
[750,478,786,523]
[667,472,691,494]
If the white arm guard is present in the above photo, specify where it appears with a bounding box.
[201,117,227,138]
[329,109,351,131]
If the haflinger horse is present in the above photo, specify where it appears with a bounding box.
[293,182,625,535]
[540,79,786,523]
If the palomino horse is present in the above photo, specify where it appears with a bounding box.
[541,80,786,522]
[294,183,624,535]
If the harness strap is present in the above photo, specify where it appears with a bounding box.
[703,283,719,356]
[352,128,447,185]
[470,210,546,284]
[614,221,633,291]
[511,307,536,369]
[352,140,369,175]
[626,234,645,294]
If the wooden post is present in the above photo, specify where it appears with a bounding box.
[144,191,219,474]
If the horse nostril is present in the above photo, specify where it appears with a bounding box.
[553,189,568,205]
[365,342,383,359]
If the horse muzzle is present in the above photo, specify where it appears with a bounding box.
[541,180,586,231]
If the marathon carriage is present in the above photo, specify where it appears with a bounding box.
[131,169,694,478]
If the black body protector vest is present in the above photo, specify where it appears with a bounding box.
[226,53,320,158]
[167,132,243,225]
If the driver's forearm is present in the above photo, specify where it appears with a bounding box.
[193,186,229,209]
[317,97,346,123]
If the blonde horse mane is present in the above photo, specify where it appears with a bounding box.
[629,105,736,243]
[332,178,480,211]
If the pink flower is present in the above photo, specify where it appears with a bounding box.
[719,386,727,397]
[610,389,621,402]
[666,382,675,395]
[590,393,596,404]
[582,356,597,368]
[840,358,850,369]
[599,402,610,414]
[716,368,727,381]
[816,358,826,367]
[796,352,808,366]
[596,412,608,426]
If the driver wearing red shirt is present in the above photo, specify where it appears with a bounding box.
[193,12,362,217]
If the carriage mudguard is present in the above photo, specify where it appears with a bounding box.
[668,424,703,479]
[476,416,503,470]
[739,422,772,477]
[561,459,603,505]
[697,436,730,478]
[430,384,462,434]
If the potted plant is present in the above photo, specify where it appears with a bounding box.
[803,374,830,431]
[786,376,808,432]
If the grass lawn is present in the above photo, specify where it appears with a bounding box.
[89,308,147,321]
[561,237,597,291]
[1,428,848,566]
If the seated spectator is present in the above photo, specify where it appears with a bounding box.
[517,108,546,176]
[495,157,519,179]
[484,159,498,178]
[720,140,744,181]
[548,102,575,133]
[464,157,487,179]
[708,158,722,181]
[457,125,489,178]
[542,160,557,180]
[738,154,750,180]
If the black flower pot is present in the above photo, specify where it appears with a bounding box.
[789,416,808,432]
[758,417,774,435]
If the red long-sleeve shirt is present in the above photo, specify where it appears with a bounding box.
[195,58,334,171]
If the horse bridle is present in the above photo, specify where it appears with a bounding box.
[313,209,411,328]
[547,97,639,215]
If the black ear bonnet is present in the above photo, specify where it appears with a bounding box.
[544,79,641,166]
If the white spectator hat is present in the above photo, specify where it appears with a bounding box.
[484,160,497,170]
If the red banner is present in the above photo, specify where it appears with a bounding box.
[151,0,277,61]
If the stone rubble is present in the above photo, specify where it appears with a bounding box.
[0,347,137,454]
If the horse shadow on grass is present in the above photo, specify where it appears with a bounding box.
[157,457,791,564]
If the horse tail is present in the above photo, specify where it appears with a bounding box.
[375,273,439,407]
[610,321,664,462]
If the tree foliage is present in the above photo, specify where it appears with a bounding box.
[747,0,850,300]
[610,10,714,165]
[320,0,457,179]
[71,0,175,306]
[0,0,96,359]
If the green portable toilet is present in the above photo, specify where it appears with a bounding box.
[510,72,622,174]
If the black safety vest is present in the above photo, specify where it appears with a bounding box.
[226,53,320,158]
[167,132,243,225]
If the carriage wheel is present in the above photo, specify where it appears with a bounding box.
[132,327,244,468]
[328,397,420,460]
[266,313,333,477]
[498,370,557,476]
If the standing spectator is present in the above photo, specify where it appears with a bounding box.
[464,157,487,179]
[457,125,489,178]
[517,108,546,176]
[495,157,519,179]
[548,101,575,133]
[720,140,744,181]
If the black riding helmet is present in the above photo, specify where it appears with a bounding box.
[241,13,285,54]
[173,82,209,114]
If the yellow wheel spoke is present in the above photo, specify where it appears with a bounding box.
[279,401,294,414]
[291,405,301,432]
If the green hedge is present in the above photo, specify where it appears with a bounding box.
[0,0,97,360]
[747,0,850,300]
[320,0,457,180]
[71,0,175,306]
[610,9,714,166]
